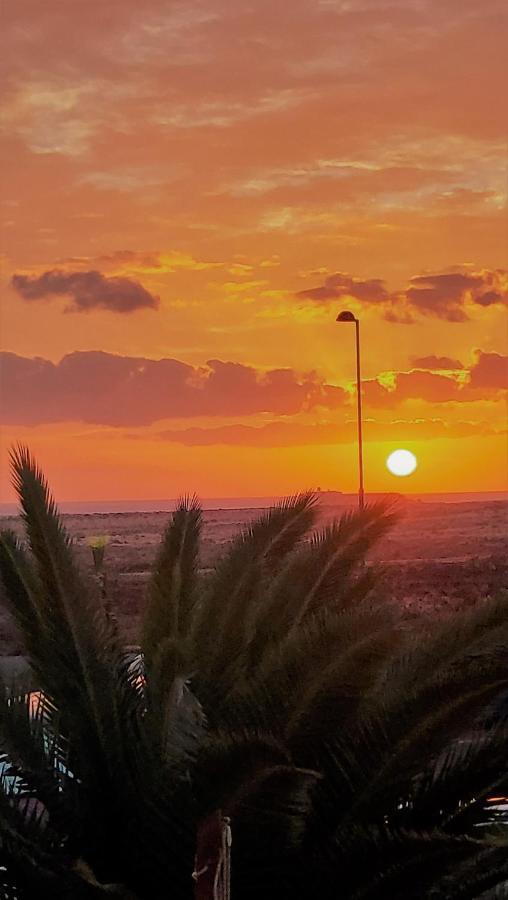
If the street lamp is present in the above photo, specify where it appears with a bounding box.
[336,310,364,510]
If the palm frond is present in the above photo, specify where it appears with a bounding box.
[0,685,74,843]
[428,844,508,899]
[142,494,202,675]
[335,828,499,900]
[192,491,317,697]
[319,651,508,835]
[285,619,400,757]
[285,501,398,625]
[245,501,398,670]
[3,449,508,898]
[0,530,45,662]
[6,446,126,747]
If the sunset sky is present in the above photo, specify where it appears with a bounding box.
[1,0,507,501]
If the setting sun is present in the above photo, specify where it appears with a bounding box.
[386,449,418,477]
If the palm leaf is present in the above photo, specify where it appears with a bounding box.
[142,495,202,675]
[6,447,126,749]
[245,501,398,671]
[192,492,317,699]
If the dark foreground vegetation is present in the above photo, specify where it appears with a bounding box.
[2,499,507,655]
[0,446,507,899]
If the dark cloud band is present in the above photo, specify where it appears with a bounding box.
[1,350,504,428]
[0,351,345,426]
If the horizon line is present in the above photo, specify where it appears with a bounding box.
[1,488,507,516]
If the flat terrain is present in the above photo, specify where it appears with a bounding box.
[1,499,507,654]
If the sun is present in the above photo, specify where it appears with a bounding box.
[386,449,418,477]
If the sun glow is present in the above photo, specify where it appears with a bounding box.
[386,449,418,477]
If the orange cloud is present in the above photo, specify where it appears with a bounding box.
[469,350,508,390]
[298,273,388,304]
[411,355,464,370]
[74,250,222,274]
[363,372,461,407]
[363,352,507,407]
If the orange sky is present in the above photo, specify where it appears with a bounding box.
[1,0,507,501]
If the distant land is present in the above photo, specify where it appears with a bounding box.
[1,490,507,516]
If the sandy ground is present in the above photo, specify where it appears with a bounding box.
[1,498,507,654]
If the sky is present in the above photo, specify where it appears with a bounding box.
[1,0,507,501]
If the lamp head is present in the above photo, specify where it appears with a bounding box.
[336,310,357,322]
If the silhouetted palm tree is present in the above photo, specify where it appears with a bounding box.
[0,446,507,899]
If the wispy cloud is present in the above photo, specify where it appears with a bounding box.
[155,417,501,447]
[57,250,222,275]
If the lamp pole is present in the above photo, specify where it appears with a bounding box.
[336,311,365,510]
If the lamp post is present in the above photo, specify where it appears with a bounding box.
[336,311,365,510]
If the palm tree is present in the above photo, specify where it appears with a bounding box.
[0,445,507,899]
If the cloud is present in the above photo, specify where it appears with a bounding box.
[363,371,464,407]
[0,351,345,426]
[2,349,503,431]
[405,272,505,322]
[296,268,507,322]
[1,81,96,156]
[58,250,221,275]
[475,291,505,307]
[297,272,388,304]
[155,417,500,447]
[11,270,159,313]
[411,355,464,370]
[79,166,182,192]
[469,351,507,390]
[363,352,507,407]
